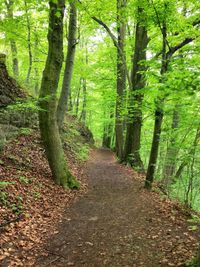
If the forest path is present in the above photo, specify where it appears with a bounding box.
[37,149,197,267]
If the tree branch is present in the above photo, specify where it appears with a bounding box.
[167,37,194,58]
[92,16,132,89]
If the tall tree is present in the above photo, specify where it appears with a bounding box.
[145,2,200,189]
[24,0,33,84]
[5,0,19,77]
[80,77,87,122]
[38,0,79,188]
[161,105,180,191]
[115,0,126,160]
[123,5,148,171]
[57,1,78,128]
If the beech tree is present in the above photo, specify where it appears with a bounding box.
[38,0,79,188]
[123,5,148,170]
[57,1,78,129]
[5,0,19,77]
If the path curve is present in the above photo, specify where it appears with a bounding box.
[37,149,197,267]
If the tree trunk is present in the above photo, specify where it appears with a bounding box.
[34,31,39,95]
[57,2,77,128]
[145,20,168,189]
[115,0,126,160]
[161,106,180,191]
[75,79,81,116]
[123,7,148,171]
[5,0,19,78]
[175,126,200,180]
[24,0,32,84]
[38,0,79,189]
[103,112,114,148]
[145,107,164,189]
[80,78,87,123]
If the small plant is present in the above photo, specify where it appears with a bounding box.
[187,214,200,231]
[19,176,30,184]
[76,143,89,161]
[10,195,24,215]
[0,191,9,206]
[7,154,18,162]
[19,127,32,136]
[0,181,15,188]
[33,191,41,200]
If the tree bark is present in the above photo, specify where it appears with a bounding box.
[38,0,79,189]
[5,0,19,78]
[115,0,126,160]
[57,2,77,128]
[161,106,180,191]
[34,31,39,95]
[123,7,148,171]
[80,78,87,123]
[103,112,114,148]
[24,0,32,84]
[75,78,81,116]
[145,19,168,189]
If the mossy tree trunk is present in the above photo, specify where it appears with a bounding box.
[38,0,79,189]
[57,2,77,129]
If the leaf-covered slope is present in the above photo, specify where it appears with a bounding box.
[0,55,25,108]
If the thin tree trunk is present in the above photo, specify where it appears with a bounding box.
[144,1,198,189]
[80,78,87,123]
[5,0,19,77]
[145,19,168,189]
[184,127,200,207]
[38,0,79,189]
[103,112,114,148]
[57,2,77,128]
[80,45,88,123]
[161,106,180,190]
[175,126,200,180]
[24,0,32,84]
[75,79,81,116]
[123,7,148,171]
[115,0,126,160]
[34,31,39,95]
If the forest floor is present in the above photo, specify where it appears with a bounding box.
[35,149,200,267]
[1,141,200,267]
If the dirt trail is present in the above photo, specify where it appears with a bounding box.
[37,149,198,267]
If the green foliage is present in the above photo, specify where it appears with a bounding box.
[187,215,200,231]
[19,127,32,136]
[0,181,15,188]
[0,191,9,206]
[18,175,32,184]
[33,191,41,200]
[76,143,90,161]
